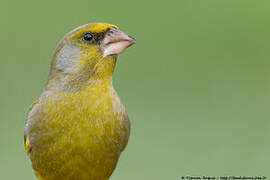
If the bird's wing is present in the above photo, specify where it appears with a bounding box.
[24,99,40,154]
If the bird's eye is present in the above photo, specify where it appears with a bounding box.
[83,32,93,42]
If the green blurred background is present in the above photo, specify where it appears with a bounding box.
[1,0,270,179]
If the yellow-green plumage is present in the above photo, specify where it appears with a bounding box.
[24,23,134,180]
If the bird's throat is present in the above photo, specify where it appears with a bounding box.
[91,56,117,81]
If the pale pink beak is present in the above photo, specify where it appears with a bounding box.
[101,28,135,57]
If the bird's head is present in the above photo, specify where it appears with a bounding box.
[45,23,135,92]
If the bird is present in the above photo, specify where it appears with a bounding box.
[24,23,135,180]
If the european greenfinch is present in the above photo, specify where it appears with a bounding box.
[24,23,135,180]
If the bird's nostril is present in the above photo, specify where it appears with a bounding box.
[110,28,117,32]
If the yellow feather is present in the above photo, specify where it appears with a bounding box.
[25,137,31,154]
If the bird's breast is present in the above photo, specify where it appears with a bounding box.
[26,83,130,180]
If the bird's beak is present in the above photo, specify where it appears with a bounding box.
[101,28,135,57]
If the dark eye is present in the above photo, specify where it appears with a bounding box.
[83,32,93,42]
